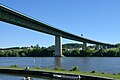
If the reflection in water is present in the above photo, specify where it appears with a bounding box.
[23,76,33,80]
[0,73,53,80]
[54,57,62,68]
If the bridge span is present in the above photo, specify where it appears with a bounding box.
[0,4,114,57]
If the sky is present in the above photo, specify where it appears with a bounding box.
[0,0,120,48]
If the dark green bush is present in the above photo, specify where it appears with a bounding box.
[53,67,66,71]
[118,73,120,75]
[70,66,80,71]
[35,66,41,69]
[101,72,105,74]
[10,64,19,68]
[91,70,96,73]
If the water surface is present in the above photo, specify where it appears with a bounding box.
[0,57,120,73]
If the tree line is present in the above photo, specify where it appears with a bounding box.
[0,48,120,57]
[0,43,120,57]
[63,49,120,57]
[0,47,54,57]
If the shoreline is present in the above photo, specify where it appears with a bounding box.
[0,66,119,79]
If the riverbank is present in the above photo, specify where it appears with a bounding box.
[0,44,120,57]
[0,66,119,79]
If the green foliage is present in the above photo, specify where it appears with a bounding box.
[91,70,96,73]
[101,72,105,74]
[10,64,19,68]
[63,43,82,49]
[48,43,83,50]
[35,66,41,69]
[70,49,80,57]
[70,66,80,71]
[0,44,120,57]
[113,73,116,75]
[63,50,71,57]
[115,43,120,47]
[53,67,66,71]
[0,45,54,57]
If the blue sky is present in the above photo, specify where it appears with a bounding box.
[0,0,120,48]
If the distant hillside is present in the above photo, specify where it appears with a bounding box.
[48,43,83,50]
[63,43,83,49]
[0,43,97,50]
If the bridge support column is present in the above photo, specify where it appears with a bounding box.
[100,45,103,49]
[95,44,100,50]
[103,46,107,49]
[55,35,62,57]
[82,42,87,50]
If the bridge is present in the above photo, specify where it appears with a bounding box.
[0,4,114,57]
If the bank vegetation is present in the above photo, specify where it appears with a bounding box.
[0,43,120,57]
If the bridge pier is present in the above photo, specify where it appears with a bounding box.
[55,35,62,57]
[95,45,108,50]
[82,42,87,50]
[103,45,108,49]
[95,44,100,50]
[100,45,103,49]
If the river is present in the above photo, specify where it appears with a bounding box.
[0,57,120,79]
[0,73,51,80]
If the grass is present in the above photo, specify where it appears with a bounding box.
[0,66,120,79]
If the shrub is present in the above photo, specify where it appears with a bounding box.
[113,73,116,75]
[70,66,79,71]
[101,72,105,74]
[91,70,96,73]
[10,64,19,68]
[53,67,66,71]
[35,66,41,69]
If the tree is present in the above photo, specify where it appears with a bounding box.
[71,49,80,57]
[115,43,120,48]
